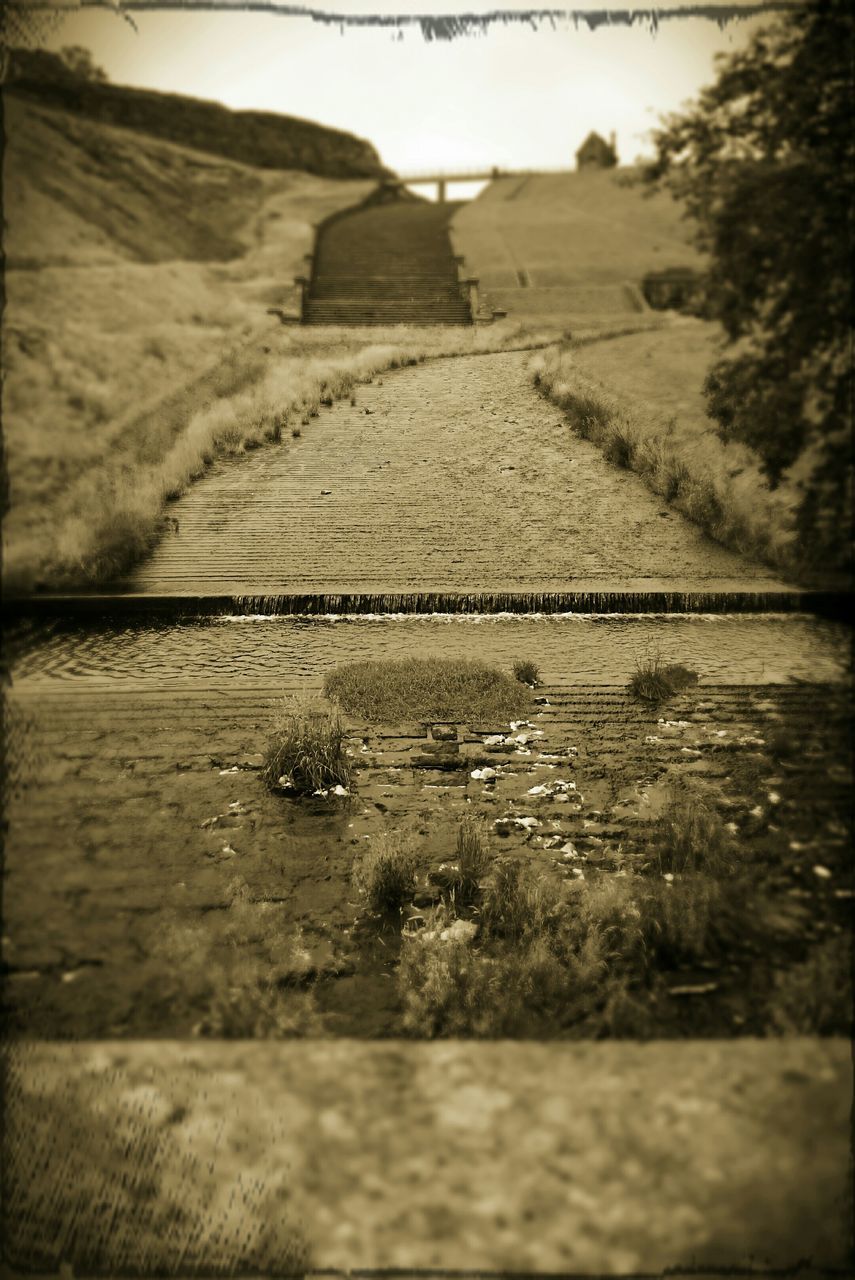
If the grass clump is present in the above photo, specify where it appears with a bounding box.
[262,702,350,795]
[453,814,492,903]
[654,786,736,876]
[324,657,530,724]
[398,926,504,1037]
[397,849,766,1038]
[512,659,540,687]
[765,935,853,1036]
[352,830,418,917]
[629,655,698,703]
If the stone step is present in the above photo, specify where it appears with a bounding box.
[304,198,471,325]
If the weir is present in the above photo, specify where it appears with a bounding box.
[4,588,849,621]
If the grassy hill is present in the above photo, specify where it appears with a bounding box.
[2,85,379,588]
[4,47,389,180]
[451,169,703,324]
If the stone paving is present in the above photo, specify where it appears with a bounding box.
[5,661,851,1037]
[127,350,792,596]
[7,1039,852,1272]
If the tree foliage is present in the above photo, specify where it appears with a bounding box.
[644,0,853,571]
[57,45,108,82]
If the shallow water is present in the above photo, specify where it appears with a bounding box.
[9,612,850,687]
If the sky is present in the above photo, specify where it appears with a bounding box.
[39,1,769,185]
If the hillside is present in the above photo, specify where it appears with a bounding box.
[4,47,389,180]
[2,89,376,588]
[451,169,703,323]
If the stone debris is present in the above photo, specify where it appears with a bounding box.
[431,724,458,741]
[812,865,832,880]
[528,779,576,797]
[440,919,478,944]
[470,767,497,782]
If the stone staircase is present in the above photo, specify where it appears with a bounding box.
[302,197,473,325]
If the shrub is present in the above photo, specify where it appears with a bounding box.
[324,657,530,723]
[654,786,736,876]
[352,831,418,917]
[629,656,698,703]
[512,659,540,686]
[262,703,350,795]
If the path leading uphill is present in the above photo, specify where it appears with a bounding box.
[128,349,791,597]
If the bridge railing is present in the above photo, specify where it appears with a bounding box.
[394,165,572,185]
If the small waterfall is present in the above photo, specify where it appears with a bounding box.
[4,588,848,621]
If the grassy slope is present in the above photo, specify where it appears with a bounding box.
[529,328,801,574]
[1,94,378,588]
[451,169,702,322]
[452,172,808,575]
[3,92,556,590]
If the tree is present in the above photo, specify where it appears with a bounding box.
[58,45,108,82]
[643,0,853,572]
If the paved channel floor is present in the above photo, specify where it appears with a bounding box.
[127,350,793,596]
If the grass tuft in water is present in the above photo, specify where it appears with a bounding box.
[629,655,698,703]
[654,785,736,876]
[262,702,350,795]
[512,659,540,687]
[324,657,530,723]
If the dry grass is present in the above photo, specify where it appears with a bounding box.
[2,96,558,591]
[323,656,531,724]
[765,935,853,1036]
[530,331,802,575]
[452,169,701,307]
[396,849,773,1039]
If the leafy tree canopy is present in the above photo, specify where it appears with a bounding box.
[57,45,108,82]
[643,0,852,571]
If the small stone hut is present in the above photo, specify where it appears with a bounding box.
[575,131,618,170]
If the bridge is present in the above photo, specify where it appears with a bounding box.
[388,165,571,202]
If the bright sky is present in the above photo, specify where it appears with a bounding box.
[42,1,768,178]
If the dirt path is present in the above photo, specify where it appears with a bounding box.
[128,350,791,595]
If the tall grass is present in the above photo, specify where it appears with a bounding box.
[397,851,770,1038]
[654,786,736,877]
[530,343,801,575]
